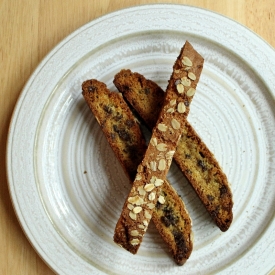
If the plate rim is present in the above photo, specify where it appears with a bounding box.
[6,4,275,275]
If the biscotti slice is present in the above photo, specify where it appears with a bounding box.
[113,69,233,231]
[113,41,204,254]
[82,79,193,265]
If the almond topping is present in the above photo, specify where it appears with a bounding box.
[149,161,157,171]
[182,56,193,66]
[127,204,134,210]
[137,165,143,173]
[176,83,184,94]
[154,178,164,187]
[144,183,155,192]
[158,159,166,171]
[186,88,196,97]
[158,195,165,204]
[165,150,175,160]
[181,76,191,87]
[130,230,140,236]
[129,211,137,220]
[148,192,156,201]
[170,99,177,106]
[150,137,158,146]
[156,143,167,151]
[188,72,196,80]
[138,224,145,229]
[144,210,152,219]
[128,195,144,205]
[177,102,186,113]
[137,186,146,196]
[130,239,140,246]
[157,123,168,132]
[147,203,155,209]
[136,174,142,180]
[166,107,174,113]
[133,206,142,214]
[171,118,180,130]
[150,176,157,184]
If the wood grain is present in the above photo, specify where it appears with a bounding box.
[1,0,274,274]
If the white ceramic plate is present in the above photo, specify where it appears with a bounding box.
[7,4,275,275]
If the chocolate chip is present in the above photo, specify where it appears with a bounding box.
[219,185,228,196]
[161,208,178,227]
[114,113,123,121]
[185,154,191,159]
[185,169,192,175]
[103,105,113,114]
[88,86,97,92]
[144,88,150,95]
[173,230,188,254]
[125,119,134,128]
[207,194,214,201]
[113,125,131,141]
[199,151,205,158]
[110,133,116,140]
[197,159,207,171]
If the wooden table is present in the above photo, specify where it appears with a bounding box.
[1,0,274,274]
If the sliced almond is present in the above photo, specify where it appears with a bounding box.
[188,72,196,80]
[137,165,143,173]
[170,99,176,106]
[147,203,155,209]
[157,123,168,132]
[171,118,181,130]
[186,88,196,97]
[144,210,152,219]
[182,56,193,66]
[133,206,142,214]
[150,137,158,147]
[144,183,155,192]
[154,178,164,187]
[150,176,157,184]
[177,102,186,113]
[130,239,140,246]
[129,211,137,220]
[176,83,184,94]
[158,195,165,204]
[148,192,156,201]
[149,161,157,171]
[127,203,134,210]
[128,195,144,205]
[166,107,174,113]
[181,76,191,87]
[158,159,166,171]
[165,150,175,160]
[137,186,146,196]
[130,230,140,236]
[156,143,167,151]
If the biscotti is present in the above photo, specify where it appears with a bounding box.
[113,41,204,254]
[82,79,193,265]
[113,69,233,231]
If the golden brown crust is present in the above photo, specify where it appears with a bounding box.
[113,68,233,232]
[82,79,193,265]
[113,41,204,254]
